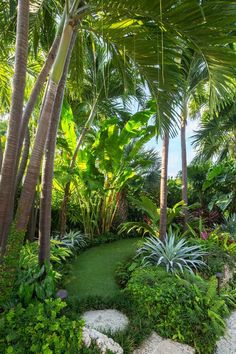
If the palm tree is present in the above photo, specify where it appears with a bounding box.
[38,31,77,265]
[179,53,208,224]
[0,0,29,254]
[59,40,146,236]
[15,3,86,233]
[159,132,170,240]
[192,100,236,162]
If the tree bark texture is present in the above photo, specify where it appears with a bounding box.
[16,22,74,232]
[0,0,29,255]
[16,29,62,177]
[181,101,188,227]
[159,132,169,241]
[16,126,30,190]
[39,31,77,265]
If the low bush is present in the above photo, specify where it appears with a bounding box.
[16,240,72,305]
[0,298,84,354]
[125,267,230,353]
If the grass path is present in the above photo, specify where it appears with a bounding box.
[64,238,139,299]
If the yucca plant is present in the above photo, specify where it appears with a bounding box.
[137,232,207,274]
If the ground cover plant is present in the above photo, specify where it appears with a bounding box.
[64,238,140,299]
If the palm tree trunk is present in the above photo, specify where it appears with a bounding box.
[16,127,30,191]
[15,12,66,175]
[39,31,77,265]
[0,0,29,255]
[159,132,169,241]
[181,101,188,226]
[16,22,75,233]
[59,102,98,236]
[0,137,3,172]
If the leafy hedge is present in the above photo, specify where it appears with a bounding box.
[126,267,230,353]
[0,299,84,354]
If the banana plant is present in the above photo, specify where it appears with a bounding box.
[54,108,155,238]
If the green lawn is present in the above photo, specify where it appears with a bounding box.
[64,238,139,299]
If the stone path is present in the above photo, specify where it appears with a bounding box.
[82,309,129,334]
[82,308,236,353]
[133,332,195,354]
[216,311,236,354]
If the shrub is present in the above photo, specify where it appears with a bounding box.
[53,230,87,251]
[0,299,84,354]
[221,214,236,239]
[16,240,72,305]
[137,233,206,274]
[126,267,230,353]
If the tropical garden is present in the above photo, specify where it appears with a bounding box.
[0,0,236,353]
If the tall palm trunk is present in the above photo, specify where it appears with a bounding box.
[59,103,98,236]
[16,21,75,232]
[39,31,77,265]
[0,0,29,255]
[0,137,3,172]
[15,12,66,183]
[16,127,30,191]
[159,132,169,241]
[181,100,188,226]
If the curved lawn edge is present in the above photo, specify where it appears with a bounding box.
[64,238,140,299]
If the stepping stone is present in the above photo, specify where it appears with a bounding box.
[216,311,236,354]
[82,309,129,333]
[82,327,123,354]
[133,332,195,354]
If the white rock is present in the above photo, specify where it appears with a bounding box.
[133,332,195,354]
[82,327,123,354]
[82,309,129,333]
[216,311,236,354]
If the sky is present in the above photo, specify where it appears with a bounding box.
[146,119,199,177]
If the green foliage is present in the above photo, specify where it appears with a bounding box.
[137,233,206,274]
[119,196,184,237]
[221,214,236,240]
[0,299,84,353]
[126,267,230,353]
[54,109,156,238]
[17,261,57,305]
[53,230,87,250]
[16,239,72,304]
[203,161,236,213]
[208,229,236,254]
[0,224,25,307]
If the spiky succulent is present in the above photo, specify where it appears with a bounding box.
[54,230,87,250]
[137,233,207,274]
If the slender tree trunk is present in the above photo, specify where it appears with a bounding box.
[28,193,39,242]
[181,101,188,227]
[159,132,169,241]
[59,103,98,236]
[16,13,66,175]
[0,0,29,255]
[0,137,3,172]
[39,31,77,265]
[16,127,30,190]
[15,22,75,233]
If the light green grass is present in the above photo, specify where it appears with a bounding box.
[64,238,139,299]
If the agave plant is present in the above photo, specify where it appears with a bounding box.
[55,230,87,251]
[137,233,207,274]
